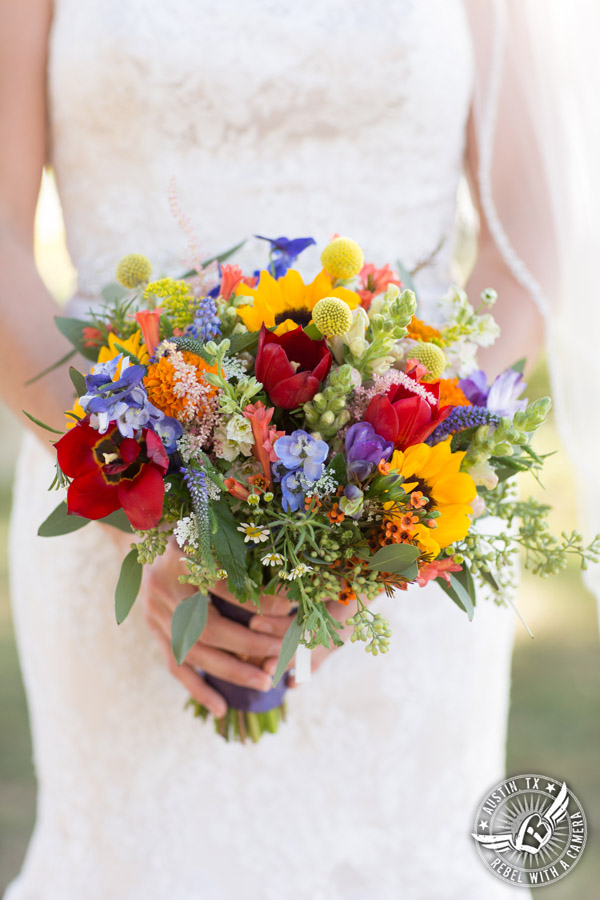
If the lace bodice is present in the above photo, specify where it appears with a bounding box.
[49,0,473,304]
[8,3,520,899]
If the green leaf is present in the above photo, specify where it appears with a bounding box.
[22,409,65,435]
[101,282,128,304]
[448,572,475,621]
[395,258,416,294]
[112,342,142,365]
[452,564,477,609]
[511,357,526,374]
[303,322,323,340]
[25,349,77,386]
[273,614,303,687]
[38,501,90,537]
[227,330,260,356]
[54,316,100,361]
[328,451,348,485]
[210,499,248,595]
[69,366,87,397]
[101,508,133,533]
[115,549,143,624]
[171,592,209,665]
[180,238,248,277]
[480,567,501,592]
[367,543,420,573]
[396,560,419,582]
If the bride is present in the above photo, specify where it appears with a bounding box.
[1,1,587,898]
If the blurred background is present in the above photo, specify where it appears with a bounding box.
[1,174,599,898]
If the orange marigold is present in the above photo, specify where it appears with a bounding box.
[144,350,218,421]
[437,377,471,408]
[406,316,442,343]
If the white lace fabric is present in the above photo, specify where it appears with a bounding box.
[8,2,518,898]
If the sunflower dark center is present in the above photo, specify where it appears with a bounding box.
[274,306,312,329]
[407,477,435,511]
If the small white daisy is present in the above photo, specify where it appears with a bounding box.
[237,522,270,544]
[261,552,284,567]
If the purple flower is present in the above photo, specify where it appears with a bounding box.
[280,470,305,513]
[345,422,394,481]
[185,296,221,340]
[459,368,527,417]
[255,235,316,278]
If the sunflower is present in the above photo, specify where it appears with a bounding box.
[97,330,149,370]
[387,438,476,558]
[235,268,360,334]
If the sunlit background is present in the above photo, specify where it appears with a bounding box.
[0,174,598,898]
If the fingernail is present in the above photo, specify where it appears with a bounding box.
[250,618,273,634]
[212,703,227,718]
[249,675,272,692]
[263,657,277,675]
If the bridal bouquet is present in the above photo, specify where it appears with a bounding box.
[32,234,600,742]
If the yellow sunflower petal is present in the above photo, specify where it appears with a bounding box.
[429,505,473,548]
[331,285,360,309]
[274,318,302,335]
[418,439,454,482]
[433,472,477,505]
[399,442,431,478]
[412,525,441,559]
[277,269,307,313]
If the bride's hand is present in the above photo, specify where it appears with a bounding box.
[248,592,362,685]
[141,538,289,717]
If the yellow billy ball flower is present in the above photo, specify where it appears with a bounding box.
[321,237,364,280]
[115,253,152,288]
[312,296,354,336]
[409,341,447,380]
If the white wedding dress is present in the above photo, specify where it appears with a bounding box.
[8,2,519,898]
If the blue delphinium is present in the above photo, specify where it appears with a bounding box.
[79,355,182,451]
[254,235,316,279]
[273,429,329,511]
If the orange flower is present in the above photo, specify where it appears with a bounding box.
[248,474,268,493]
[136,308,163,357]
[377,460,391,475]
[437,377,471,408]
[304,495,322,510]
[327,503,345,525]
[338,587,356,605]
[406,316,442,343]
[410,490,428,510]
[144,350,218,421]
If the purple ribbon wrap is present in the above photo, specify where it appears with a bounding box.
[202,593,289,713]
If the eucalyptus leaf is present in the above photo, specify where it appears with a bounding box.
[452,564,477,608]
[273,615,303,687]
[367,543,420,573]
[180,238,248,277]
[101,508,133,533]
[448,572,475,621]
[69,366,87,398]
[115,549,143,624]
[511,357,526,374]
[396,560,419,582]
[171,592,209,665]
[38,501,90,537]
[480,567,501,592]
[101,282,128,304]
[54,316,100,361]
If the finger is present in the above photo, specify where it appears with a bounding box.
[148,621,227,717]
[185,644,273,691]
[201,604,283,658]
[248,613,294,638]
[211,580,292,617]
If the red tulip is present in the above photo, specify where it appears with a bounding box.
[255,325,332,409]
[55,418,169,530]
[364,373,451,450]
